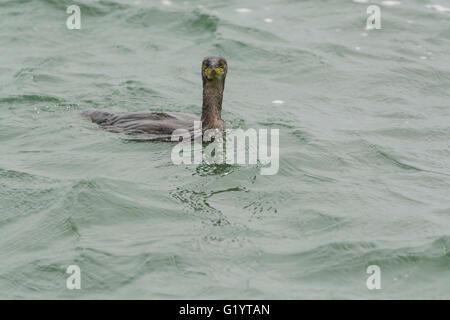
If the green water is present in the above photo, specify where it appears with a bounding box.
[0,0,449,299]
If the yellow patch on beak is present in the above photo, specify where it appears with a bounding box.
[205,67,224,75]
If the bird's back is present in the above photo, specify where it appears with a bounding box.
[80,109,198,135]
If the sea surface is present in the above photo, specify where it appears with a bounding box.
[0,0,449,299]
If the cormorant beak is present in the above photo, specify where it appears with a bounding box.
[205,67,225,79]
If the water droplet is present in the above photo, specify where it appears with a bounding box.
[382,1,401,6]
[236,8,252,13]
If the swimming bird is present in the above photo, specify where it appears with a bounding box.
[80,56,228,140]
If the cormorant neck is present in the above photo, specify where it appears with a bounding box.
[201,79,224,130]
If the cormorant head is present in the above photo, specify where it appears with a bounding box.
[202,56,227,83]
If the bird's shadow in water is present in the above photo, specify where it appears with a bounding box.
[122,135,238,176]
[194,162,236,177]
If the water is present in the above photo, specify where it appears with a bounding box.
[0,0,449,299]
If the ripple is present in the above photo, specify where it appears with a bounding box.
[425,4,450,13]
[42,0,129,16]
[361,141,423,172]
[0,94,62,105]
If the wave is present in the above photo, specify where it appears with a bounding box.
[0,94,63,105]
